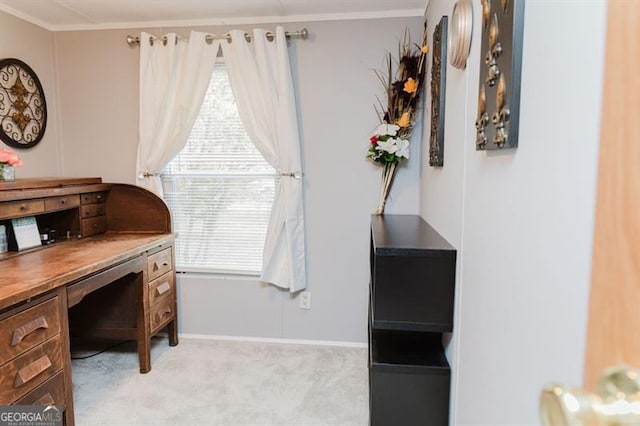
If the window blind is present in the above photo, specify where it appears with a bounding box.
[161,64,277,274]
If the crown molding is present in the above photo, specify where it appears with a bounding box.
[0,3,56,31]
[0,6,425,32]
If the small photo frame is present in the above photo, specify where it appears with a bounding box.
[0,224,7,253]
[9,216,41,251]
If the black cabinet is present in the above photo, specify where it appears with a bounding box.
[369,215,456,426]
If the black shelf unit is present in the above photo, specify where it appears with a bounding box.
[368,214,456,426]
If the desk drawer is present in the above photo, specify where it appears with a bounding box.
[148,248,172,281]
[0,199,45,220]
[0,298,62,365]
[14,371,64,407]
[0,335,63,404]
[81,192,107,205]
[148,272,175,308]
[80,203,106,218]
[44,195,80,212]
[80,216,107,237]
[150,298,175,333]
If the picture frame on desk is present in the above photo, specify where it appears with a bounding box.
[0,224,7,253]
[8,216,41,251]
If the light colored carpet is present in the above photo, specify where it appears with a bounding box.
[71,337,369,426]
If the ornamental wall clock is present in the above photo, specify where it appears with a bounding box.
[0,58,47,149]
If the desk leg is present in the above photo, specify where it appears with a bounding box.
[136,272,151,374]
[137,339,151,374]
[167,299,179,346]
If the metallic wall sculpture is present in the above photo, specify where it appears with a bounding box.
[448,0,473,70]
[0,58,47,149]
[429,16,448,167]
[476,0,524,150]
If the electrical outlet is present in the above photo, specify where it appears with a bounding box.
[299,291,311,310]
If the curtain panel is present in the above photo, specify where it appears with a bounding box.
[136,31,219,195]
[221,27,307,292]
[136,27,307,292]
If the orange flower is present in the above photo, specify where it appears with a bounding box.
[396,112,411,128]
[421,45,429,54]
[403,77,418,94]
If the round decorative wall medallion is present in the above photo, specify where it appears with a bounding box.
[0,58,47,149]
[448,0,474,70]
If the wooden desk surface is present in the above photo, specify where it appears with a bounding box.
[0,232,174,311]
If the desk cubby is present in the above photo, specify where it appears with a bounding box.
[369,215,456,426]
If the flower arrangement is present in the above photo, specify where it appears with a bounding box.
[0,148,22,181]
[368,25,429,214]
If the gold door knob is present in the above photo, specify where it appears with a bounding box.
[540,365,640,425]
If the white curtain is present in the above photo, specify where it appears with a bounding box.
[136,31,220,196]
[221,27,306,292]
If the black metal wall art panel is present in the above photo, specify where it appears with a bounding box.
[475,0,525,150]
[429,16,448,167]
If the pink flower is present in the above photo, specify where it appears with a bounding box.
[0,149,22,166]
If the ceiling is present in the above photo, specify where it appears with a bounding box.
[0,0,426,31]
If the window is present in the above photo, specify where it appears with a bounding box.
[161,63,278,274]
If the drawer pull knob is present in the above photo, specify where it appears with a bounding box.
[155,282,171,296]
[14,355,52,388]
[60,199,66,204]
[34,392,55,406]
[11,316,49,347]
[19,204,27,211]
[155,306,172,322]
[153,261,169,270]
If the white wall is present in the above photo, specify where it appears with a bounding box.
[0,12,61,177]
[421,0,606,424]
[54,17,424,343]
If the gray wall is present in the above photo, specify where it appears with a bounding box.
[53,17,425,343]
[0,12,62,177]
[420,0,606,423]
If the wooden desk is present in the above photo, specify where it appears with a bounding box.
[0,178,179,426]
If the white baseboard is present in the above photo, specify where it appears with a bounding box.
[177,333,367,349]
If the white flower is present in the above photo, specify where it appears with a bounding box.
[373,123,400,137]
[375,139,398,154]
[395,139,410,159]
